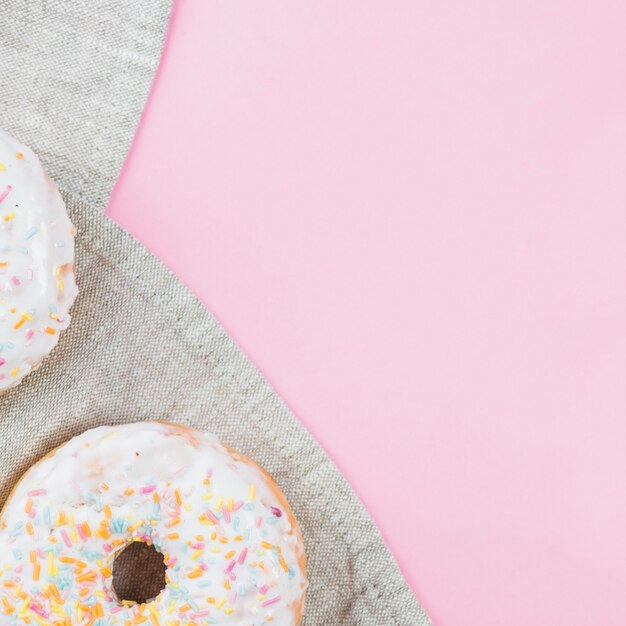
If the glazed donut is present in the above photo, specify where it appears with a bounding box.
[0,422,307,625]
[0,128,77,391]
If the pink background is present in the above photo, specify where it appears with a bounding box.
[108,1,626,624]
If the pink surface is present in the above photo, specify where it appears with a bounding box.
[108,1,626,624]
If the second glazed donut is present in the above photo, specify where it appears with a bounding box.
[0,422,307,625]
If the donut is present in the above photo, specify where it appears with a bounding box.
[0,422,307,625]
[0,128,77,391]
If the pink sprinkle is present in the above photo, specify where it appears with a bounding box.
[261,596,281,608]
[60,530,71,548]
[233,501,244,511]
[199,563,208,571]
[77,525,86,541]
[205,510,219,524]
[29,604,48,619]
[103,543,113,553]
[0,185,12,204]
[270,506,283,518]
[259,584,270,594]
[222,506,231,524]
[228,591,237,604]
[256,516,263,528]
[238,547,248,565]
[25,329,34,344]
[225,559,236,574]
[0,359,5,367]
[140,485,156,494]
[11,276,20,286]
[191,611,210,618]
[28,508,36,519]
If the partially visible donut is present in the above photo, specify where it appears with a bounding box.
[0,422,307,625]
[0,128,77,391]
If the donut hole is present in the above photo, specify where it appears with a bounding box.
[111,541,167,605]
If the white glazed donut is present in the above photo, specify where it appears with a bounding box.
[0,422,307,625]
[0,128,77,391]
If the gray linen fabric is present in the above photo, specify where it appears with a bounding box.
[0,2,431,624]
[0,0,172,208]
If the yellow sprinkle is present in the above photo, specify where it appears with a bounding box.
[215,598,226,609]
[249,484,256,501]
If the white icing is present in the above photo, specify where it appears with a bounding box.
[0,423,307,625]
[0,128,77,390]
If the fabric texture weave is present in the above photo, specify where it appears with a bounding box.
[0,2,431,624]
